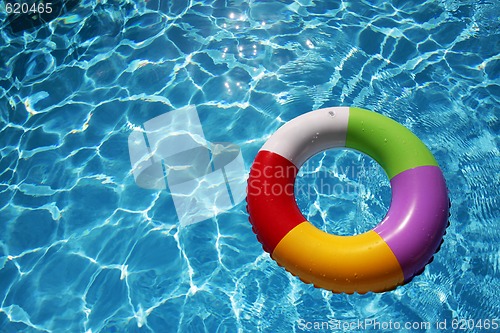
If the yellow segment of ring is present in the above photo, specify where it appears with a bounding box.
[271,222,405,294]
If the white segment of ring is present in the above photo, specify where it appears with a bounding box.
[260,107,350,168]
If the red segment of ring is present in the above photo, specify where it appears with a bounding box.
[246,151,305,253]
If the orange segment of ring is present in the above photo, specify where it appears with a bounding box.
[272,222,405,294]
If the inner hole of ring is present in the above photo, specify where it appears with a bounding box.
[294,148,391,236]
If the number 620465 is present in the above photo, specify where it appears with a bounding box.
[5,2,53,14]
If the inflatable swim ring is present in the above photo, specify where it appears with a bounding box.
[247,107,449,294]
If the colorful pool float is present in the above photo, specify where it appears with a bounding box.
[247,107,449,294]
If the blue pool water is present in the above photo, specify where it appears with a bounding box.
[0,0,499,332]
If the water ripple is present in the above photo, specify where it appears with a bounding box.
[1,0,499,332]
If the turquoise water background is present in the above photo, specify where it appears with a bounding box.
[0,0,499,332]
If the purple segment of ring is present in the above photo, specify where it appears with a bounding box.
[374,165,449,282]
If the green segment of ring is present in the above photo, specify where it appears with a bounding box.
[346,107,438,179]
